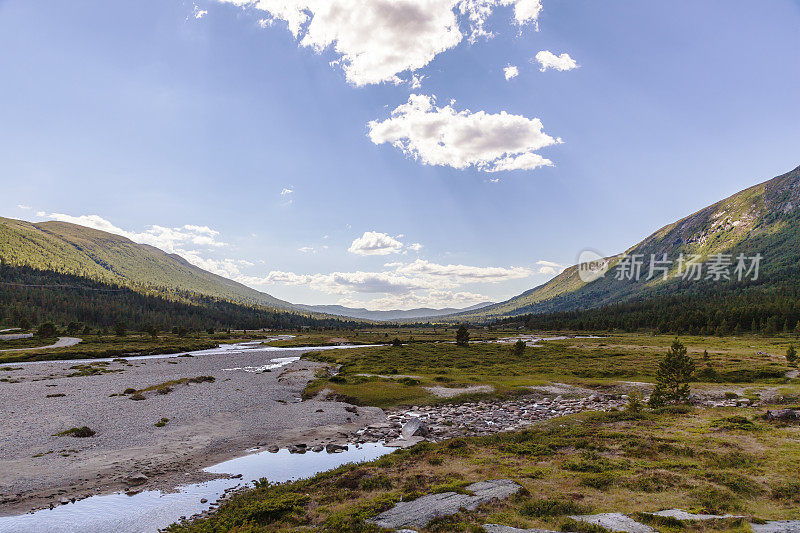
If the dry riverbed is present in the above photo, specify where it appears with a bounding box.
[0,348,385,515]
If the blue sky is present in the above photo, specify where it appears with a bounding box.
[1,0,799,309]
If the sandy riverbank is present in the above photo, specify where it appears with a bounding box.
[0,348,384,515]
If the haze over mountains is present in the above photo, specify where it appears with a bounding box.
[296,302,494,321]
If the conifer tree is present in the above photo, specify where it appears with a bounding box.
[648,339,695,407]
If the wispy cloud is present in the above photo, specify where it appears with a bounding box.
[536,259,568,275]
[36,212,226,253]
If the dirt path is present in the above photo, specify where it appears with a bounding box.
[0,336,82,353]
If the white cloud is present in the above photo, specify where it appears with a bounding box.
[368,94,558,172]
[536,259,568,275]
[535,50,578,72]
[348,231,404,256]
[180,251,253,278]
[394,259,531,284]
[217,0,543,86]
[280,188,294,195]
[17,204,31,210]
[193,5,208,18]
[512,0,542,26]
[241,258,528,310]
[408,242,423,252]
[504,64,519,80]
[36,212,226,253]
[298,246,316,253]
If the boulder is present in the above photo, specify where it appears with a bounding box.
[369,479,521,530]
[764,409,800,421]
[124,472,148,486]
[569,513,655,533]
[401,418,428,439]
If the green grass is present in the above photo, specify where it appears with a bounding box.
[166,407,800,532]
[301,333,792,407]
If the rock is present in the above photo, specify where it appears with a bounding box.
[59,497,70,505]
[569,513,655,533]
[325,443,348,453]
[764,409,800,421]
[652,509,746,521]
[124,472,148,486]
[310,445,324,452]
[231,474,243,479]
[484,526,559,533]
[344,405,358,414]
[288,445,306,454]
[267,445,279,453]
[751,521,800,533]
[369,479,522,530]
[200,498,208,504]
[401,418,428,439]
[385,436,424,448]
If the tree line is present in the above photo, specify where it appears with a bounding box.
[0,264,365,331]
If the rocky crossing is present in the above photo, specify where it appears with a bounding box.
[350,393,627,445]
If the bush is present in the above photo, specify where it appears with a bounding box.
[36,322,57,338]
[511,340,526,356]
[390,338,403,347]
[54,426,95,438]
[560,518,613,533]
[519,499,586,517]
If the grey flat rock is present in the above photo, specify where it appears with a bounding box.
[384,436,425,448]
[751,521,800,533]
[652,509,745,521]
[570,513,655,533]
[369,479,522,529]
[484,525,559,533]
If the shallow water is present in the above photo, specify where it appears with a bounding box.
[0,443,393,533]
[0,337,380,367]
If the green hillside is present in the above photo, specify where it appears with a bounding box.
[449,164,800,322]
[0,217,294,310]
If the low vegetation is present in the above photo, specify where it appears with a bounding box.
[53,426,95,438]
[166,407,800,532]
[303,333,793,408]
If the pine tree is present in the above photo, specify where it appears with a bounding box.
[455,324,470,347]
[787,345,797,366]
[648,339,696,407]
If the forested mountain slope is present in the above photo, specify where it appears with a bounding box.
[0,217,293,310]
[448,164,800,322]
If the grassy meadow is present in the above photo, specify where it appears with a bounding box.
[302,333,797,408]
[167,406,800,532]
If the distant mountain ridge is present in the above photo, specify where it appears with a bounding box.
[297,302,494,321]
[447,164,800,322]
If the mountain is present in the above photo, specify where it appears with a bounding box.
[448,164,800,323]
[297,302,495,321]
[0,217,295,311]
